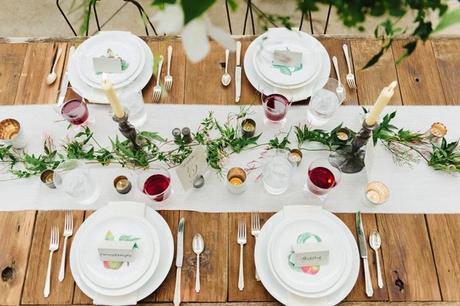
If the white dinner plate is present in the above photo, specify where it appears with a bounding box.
[68,34,153,104]
[70,203,174,303]
[244,28,330,102]
[255,207,359,305]
[254,31,321,87]
[78,215,157,291]
[267,212,352,298]
[77,31,144,87]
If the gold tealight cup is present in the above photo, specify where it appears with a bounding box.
[0,118,26,149]
[364,181,389,206]
[241,119,256,138]
[288,149,303,167]
[227,167,247,194]
[114,175,132,194]
[40,170,56,189]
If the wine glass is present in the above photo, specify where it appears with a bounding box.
[305,158,342,201]
[137,166,172,202]
[307,78,345,126]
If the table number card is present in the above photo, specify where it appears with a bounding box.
[98,240,136,262]
[93,57,123,74]
[292,242,329,267]
[176,145,208,190]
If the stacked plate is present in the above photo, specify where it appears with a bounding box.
[255,206,359,305]
[70,202,173,305]
[68,31,153,104]
[244,28,331,101]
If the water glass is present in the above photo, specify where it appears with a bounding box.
[137,166,172,202]
[262,150,293,195]
[119,91,147,128]
[261,93,291,125]
[307,78,345,126]
[53,160,100,205]
[305,158,342,198]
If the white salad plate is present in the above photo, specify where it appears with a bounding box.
[255,206,359,306]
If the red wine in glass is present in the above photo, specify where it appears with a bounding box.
[143,174,171,201]
[61,99,89,125]
[308,166,336,195]
[262,94,289,122]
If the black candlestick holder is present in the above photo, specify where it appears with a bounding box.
[328,120,377,173]
[112,112,140,151]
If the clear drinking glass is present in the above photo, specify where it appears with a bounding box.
[261,92,291,126]
[119,91,147,128]
[305,158,342,198]
[53,160,100,205]
[307,78,345,126]
[137,166,172,202]
[262,150,293,195]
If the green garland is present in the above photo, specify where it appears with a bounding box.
[0,108,459,180]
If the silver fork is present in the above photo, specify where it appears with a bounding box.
[251,212,261,281]
[237,221,247,291]
[58,211,73,282]
[44,225,59,298]
[153,55,164,102]
[164,45,173,91]
[342,44,356,89]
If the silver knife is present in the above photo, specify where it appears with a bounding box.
[235,41,241,103]
[57,46,75,106]
[356,212,373,297]
[173,218,185,306]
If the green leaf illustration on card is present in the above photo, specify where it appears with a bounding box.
[103,231,139,270]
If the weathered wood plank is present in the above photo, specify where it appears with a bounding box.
[376,214,441,301]
[143,38,186,104]
[319,38,358,105]
[14,42,67,105]
[228,213,275,302]
[0,43,27,104]
[22,211,84,305]
[392,40,445,105]
[336,213,389,302]
[350,39,402,106]
[432,39,460,105]
[0,211,36,305]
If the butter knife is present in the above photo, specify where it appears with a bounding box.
[235,41,241,103]
[173,218,185,306]
[57,46,75,106]
[356,212,373,297]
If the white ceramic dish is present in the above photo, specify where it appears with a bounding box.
[255,208,359,305]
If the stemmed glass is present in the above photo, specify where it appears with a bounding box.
[304,158,342,203]
[306,78,346,126]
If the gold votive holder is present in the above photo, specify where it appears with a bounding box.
[241,119,256,138]
[430,122,447,138]
[0,118,26,149]
[40,170,56,189]
[335,128,351,142]
[227,167,247,194]
[114,175,132,194]
[364,181,389,206]
[288,149,303,167]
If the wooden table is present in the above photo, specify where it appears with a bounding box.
[0,36,459,306]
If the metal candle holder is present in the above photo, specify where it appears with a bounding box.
[328,120,377,173]
[112,113,140,151]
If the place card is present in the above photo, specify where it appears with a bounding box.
[292,242,329,267]
[93,56,122,74]
[98,240,136,262]
[176,145,208,190]
[273,49,303,67]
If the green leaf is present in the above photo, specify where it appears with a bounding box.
[181,0,216,24]
[433,8,460,33]
[227,0,238,11]
[151,0,176,9]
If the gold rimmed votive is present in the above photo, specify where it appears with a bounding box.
[335,128,351,142]
[364,181,389,206]
[227,167,247,194]
[114,175,132,194]
[430,122,447,138]
[288,149,303,167]
[40,170,56,189]
[0,118,26,148]
[241,119,256,138]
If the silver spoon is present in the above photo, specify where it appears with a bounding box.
[221,49,231,86]
[46,48,62,85]
[192,233,205,293]
[369,230,384,288]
